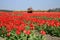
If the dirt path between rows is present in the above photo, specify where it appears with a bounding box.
[45,35,60,40]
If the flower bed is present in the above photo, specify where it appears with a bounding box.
[0,12,60,40]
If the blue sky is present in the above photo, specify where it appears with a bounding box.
[0,0,60,10]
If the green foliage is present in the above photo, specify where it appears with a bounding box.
[48,8,60,12]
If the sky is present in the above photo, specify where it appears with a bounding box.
[0,0,60,10]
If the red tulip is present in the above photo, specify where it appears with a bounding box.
[2,31,4,34]
[26,30,31,35]
[16,31,20,35]
[23,30,30,35]
[30,24,34,30]
[23,30,27,34]
[40,30,46,35]
[7,33,10,37]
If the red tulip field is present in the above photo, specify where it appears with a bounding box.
[0,12,60,40]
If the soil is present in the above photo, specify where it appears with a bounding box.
[0,37,5,40]
[45,35,60,40]
[0,35,60,40]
